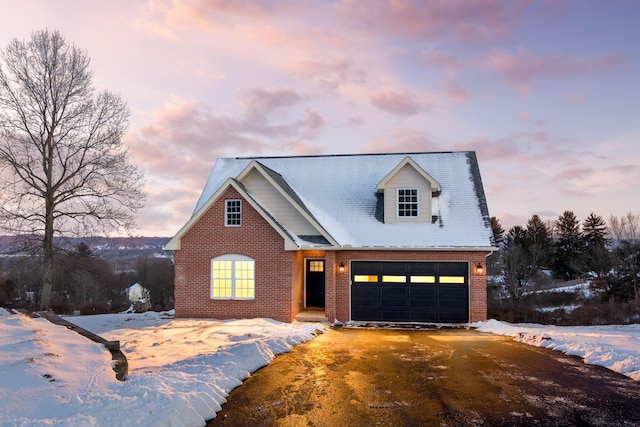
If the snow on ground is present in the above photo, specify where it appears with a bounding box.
[2,307,639,427]
[0,308,323,427]
[472,319,640,381]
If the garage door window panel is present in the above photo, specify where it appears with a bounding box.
[439,276,465,284]
[410,275,436,283]
[354,275,379,283]
[382,275,406,283]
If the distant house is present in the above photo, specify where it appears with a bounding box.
[165,152,496,323]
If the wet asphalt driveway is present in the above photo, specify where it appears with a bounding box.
[208,327,640,426]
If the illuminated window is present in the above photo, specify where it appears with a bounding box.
[225,199,241,226]
[308,260,324,272]
[439,276,465,284]
[353,275,378,283]
[397,189,418,217]
[382,275,406,283]
[410,276,436,284]
[211,255,255,299]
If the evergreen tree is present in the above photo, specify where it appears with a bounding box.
[553,211,584,280]
[491,216,505,247]
[582,213,610,278]
[525,214,553,269]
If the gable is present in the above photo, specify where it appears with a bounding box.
[164,179,299,251]
[377,157,441,224]
[241,168,319,236]
[377,156,440,192]
[236,160,338,248]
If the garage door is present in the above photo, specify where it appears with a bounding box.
[351,261,469,323]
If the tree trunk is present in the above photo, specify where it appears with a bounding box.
[40,164,55,310]
[40,226,54,310]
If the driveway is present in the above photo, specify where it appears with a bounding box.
[208,327,640,426]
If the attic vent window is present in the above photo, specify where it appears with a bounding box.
[225,199,242,226]
[397,189,418,217]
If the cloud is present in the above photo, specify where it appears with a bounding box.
[556,164,640,194]
[484,48,625,95]
[242,87,303,118]
[336,0,526,43]
[290,58,367,90]
[441,79,469,102]
[135,0,286,37]
[370,91,429,116]
[417,48,466,72]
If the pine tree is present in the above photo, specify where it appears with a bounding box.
[525,214,553,269]
[582,213,610,278]
[553,211,584,280]
[491,216,505,247]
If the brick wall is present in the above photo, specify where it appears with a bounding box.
[174,186,297,322]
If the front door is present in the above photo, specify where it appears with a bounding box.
[305,259,325,308]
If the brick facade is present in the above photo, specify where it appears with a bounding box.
[174,188,488,323]
[174,187,299,322]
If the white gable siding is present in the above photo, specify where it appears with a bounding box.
[383,164,432,223]
[242,169,318,236]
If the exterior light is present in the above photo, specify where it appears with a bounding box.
[339,262,345,274]
[476,264,484,275]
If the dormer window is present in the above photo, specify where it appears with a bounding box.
[225,199,242,226]
[397,189,418,217]
[377,156,440,224]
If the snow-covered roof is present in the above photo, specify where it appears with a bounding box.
[168,152,496,251]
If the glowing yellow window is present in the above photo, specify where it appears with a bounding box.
[211,256,255,299]
[382,275,406,283]
[308,261,324,272]
[439,276,465,284]
[353,275,378,283]
[410,276,436,284]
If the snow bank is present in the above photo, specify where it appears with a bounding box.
[0,310,324,427]
[472,319,640,381]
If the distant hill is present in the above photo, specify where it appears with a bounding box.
[0,236,172,273]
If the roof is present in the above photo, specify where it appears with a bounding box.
[166,152,496,251]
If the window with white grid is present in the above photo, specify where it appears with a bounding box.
[225,199,241,226]
[211,255,255,299]
[397,188,418,217]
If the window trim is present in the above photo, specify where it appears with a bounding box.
[396,188,419,218]
[211,254,255,300]
[225,199,242,227]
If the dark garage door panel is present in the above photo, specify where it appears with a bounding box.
[351,261,469,323]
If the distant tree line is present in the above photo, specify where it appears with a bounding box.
[0,242,173,314]
[489,212,640,313]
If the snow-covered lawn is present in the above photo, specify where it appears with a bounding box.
[2,308,639,427]
[0,308,323,427]
[472,319,640,381]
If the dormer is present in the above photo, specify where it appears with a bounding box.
[377,156,440,224]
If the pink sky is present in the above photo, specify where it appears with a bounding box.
[2,0,639,237]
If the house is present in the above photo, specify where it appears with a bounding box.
[165,152,496,324]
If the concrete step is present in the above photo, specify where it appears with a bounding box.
[294,310,328,323]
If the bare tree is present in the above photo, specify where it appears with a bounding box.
[0,30,145,309]
[608,213,640,303]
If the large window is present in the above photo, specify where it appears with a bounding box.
[397,189,418,217]
[211,255,255,299]
[225,199,242,226]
